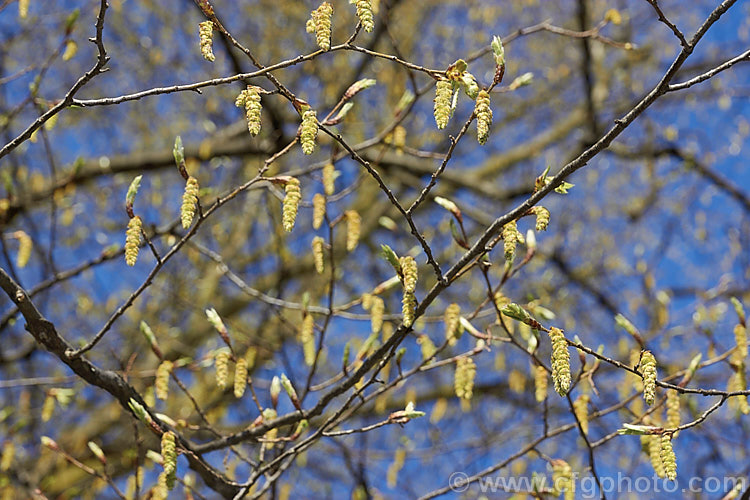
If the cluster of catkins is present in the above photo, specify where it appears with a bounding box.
[198,21,215,61]
[642,432,677,481]
[235,86,263,136]
[306,2,334,51]
[432,57,494,144]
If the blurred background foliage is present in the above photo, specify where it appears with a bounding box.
[0,0,749,498]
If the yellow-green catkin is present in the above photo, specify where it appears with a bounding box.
[734,323,747,361]
[551,460,574,500]
[155,360,172,401]
[300,109,318,155]
[312,193,326,229]
[534,365,548,402]
[392,125,406,154]
[198,21,215,62]
[399,256,417,293]
[371,296,384,334]
[444,303,461,345]
[312,236,325,274]
[215,350,230,390]
[282,178,301,232]
[660,434,677,481]
[502,220,519,263]
[531,206,550,231]
[41,392,55,422]
[309,2,333,51]
[355,0,374,32]
[454,357,476,400]
[666,389,680,435]
[418,335,436,361]
[345,210,361,251]
[235,86,262,136]
[18,0,29,19]
[640,350,657,405]
[573,393,590,435]
[300,314,316,366]
[727,363,750,414]
[402,291,416,328]
[1,441,14,472]
[14,231,32,268]
[161,431,177,490]
[474,90,492,145]
[433,79,452,129]
[322,162,335,195]
[125,216,142,266]
[361,292,373,311]
[549,327,571,396]
[181,176,199,229]
[234,357,248,398]
[644,433,666,478]
[152,473,168,500]
[62,40,77,61]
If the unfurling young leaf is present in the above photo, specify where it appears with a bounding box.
[491,35,505,67]
[172,136,184,167]
[344,78,377,99]
[380,244,401,273]
[235,86,263,136]
[126,175,142,209]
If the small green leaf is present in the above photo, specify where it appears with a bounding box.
[173,136,184,166]
[491,36,505,66]
[380,244,401,273]
[554,182,574,194]
[126,175,142,207]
